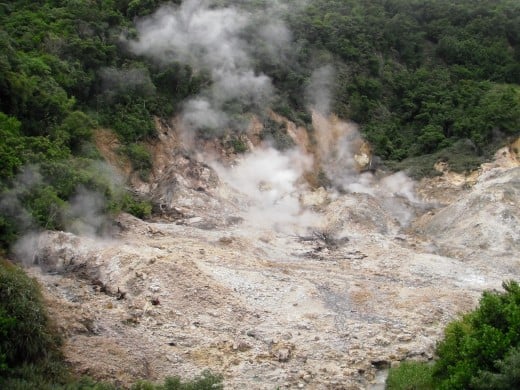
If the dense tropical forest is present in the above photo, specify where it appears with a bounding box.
[1,0,519,249]
[291,0,520,157]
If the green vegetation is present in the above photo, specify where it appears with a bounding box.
[385,139,486,179]
[260,117,295,151]
[0,260,58,370]
[0,0,185,249]
[218,0,520,170]
[0,258,222,389]
[227,136,248,154]
[123,143,153,181]
[119,193,153,220]
[283,0,520,167]
[386,281,520,389]
[131,372,223,390]
[0,257,70,387]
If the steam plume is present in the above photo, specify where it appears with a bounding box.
[125,0,298,132]
[313,113,421,227]
[0,165,43,233]
[306,65,335,115]
[126,1,421,230]
[212,147,319,234]
[99,67,156,102]
[64,187,109,237]
[5,162,123,265]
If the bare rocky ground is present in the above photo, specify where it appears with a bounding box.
[21,118,520,389]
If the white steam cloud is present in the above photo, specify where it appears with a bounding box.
[12,232,45,267]
[256,20,292,64]
[182,98,229,130]
[127,1,269,131]
[64,187,109,237]
[212,147,319,234]
[0,165,43,232]
[125,0,422,231]
[125,0,296,132]
[3,162,124,265]
[127,1,251,70]
[306,65,335,115]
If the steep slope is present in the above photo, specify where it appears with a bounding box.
[418,167,520,264]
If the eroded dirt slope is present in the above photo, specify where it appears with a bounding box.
[23,121,520,389]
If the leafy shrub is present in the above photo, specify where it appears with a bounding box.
[119,193,152,219]
[387,281,520,390]
[0,215,19,252]
[21,185,65,230]
[123,143,153,181]
[432,280,520,389]
[0,113,25,184]
[260,117,295,150]
[104,101,156,144]
[473,347,520,389]
[52,111,95,153]
[227,136,248,154]
[0,308,16,372]
[0,260,60,369]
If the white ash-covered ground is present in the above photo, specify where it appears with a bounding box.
[21,117,520,389]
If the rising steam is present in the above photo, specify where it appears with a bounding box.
[126,0,280,132]
[212,147,320,234]
[4,0,425,275]
[7,162,123,265]
[0,165,43,233]
[306,65,335,115]
[64,187,110,237]
[312,112,422,226]
[126,0,421,231]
